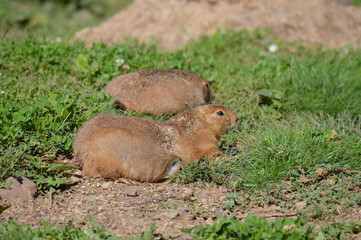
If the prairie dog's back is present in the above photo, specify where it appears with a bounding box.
[106,69,211,115]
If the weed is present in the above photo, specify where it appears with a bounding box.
[0,214,156,240]
[183,215,361,240]
[183,216,312,240]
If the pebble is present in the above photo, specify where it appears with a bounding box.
[83,196,96,202]
[200,193,208,198]
[121,64,130,70]
[168,210,179,219]
[120,189,139,197]
[70,176,82,184]
[181,207,189,213]
[164,194,177,199]
[0,176,37,202]
[73,170,82,176]
[183,188,194,198]
[102,182,113,189]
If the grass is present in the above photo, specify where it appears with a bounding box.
[0,1,360,238]
[0,0,132,40]
[0,215,156,240]
[0,30,360,192]
[184,216,361,240]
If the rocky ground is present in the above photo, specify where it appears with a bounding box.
[1,172,360,238]
[0,174,233,238]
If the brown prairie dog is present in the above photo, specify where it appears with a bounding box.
[73,104,238,182]
[106,69,212,116]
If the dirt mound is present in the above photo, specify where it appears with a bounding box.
[75,0,361,50]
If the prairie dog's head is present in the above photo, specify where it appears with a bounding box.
[197,104,238,136]
[170,69,212,103]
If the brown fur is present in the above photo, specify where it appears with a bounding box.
[73,104,238,182]
[106,69,212,116]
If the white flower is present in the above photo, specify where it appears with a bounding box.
[0,90,4,95]
[268,44,278,53]
[55,37,62,43]
[115,59,125,66]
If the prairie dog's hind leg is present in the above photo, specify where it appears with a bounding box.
[166,159,182,176]
[159,160,182,185]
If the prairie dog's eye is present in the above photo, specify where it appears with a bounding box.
[216,111,224,116]
[204,83,209,88]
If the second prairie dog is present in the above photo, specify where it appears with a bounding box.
[73,104,238,182]
[106,69,212,116]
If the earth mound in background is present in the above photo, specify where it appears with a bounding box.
[75,0,361,50]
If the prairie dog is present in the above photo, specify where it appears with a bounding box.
[106,69,212,116]
[73,104,238,182]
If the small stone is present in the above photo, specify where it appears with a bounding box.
[183,188,194,198]
[181,207,189,213]
[70,176,82,184]
[121,64,130,70]
[168,210,179,219]
[101,182,113,189]
[200,193,208,198]
[120,189,139,197]
[172,187,180,192]
[83,196,96,202]
[73,170,82,176]
[165,194,177,199]
[295,201,307,210]
[0,176,37,202]
[213,208,224,214]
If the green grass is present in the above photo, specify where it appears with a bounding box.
[0,2,361,237]
[0,0,132,39]
[184,216,361,240]
[0,30,360,192]
[355,0,361,6]
[0,215,156,240]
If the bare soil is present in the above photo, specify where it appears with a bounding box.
[0,176,230,238]
[76,0,361,50]
[1,172,360,238]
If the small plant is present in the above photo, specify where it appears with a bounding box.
[0,214,157,240]
[221,193,242,210]
[183,216,312,240]
[183,216,361,240]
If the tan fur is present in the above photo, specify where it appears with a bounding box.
[106,69,212,116]
[73,104,238,182]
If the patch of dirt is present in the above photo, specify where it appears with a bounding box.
[1,173,360,238]
[0,177,231,238]
[75,0,361,50]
